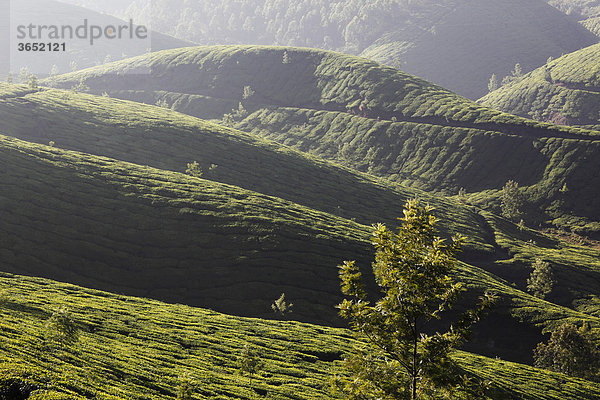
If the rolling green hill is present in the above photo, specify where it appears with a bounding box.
[56,0,597,99]
[479,43,600,131]
[3,92,600,365]
[0,82,492,253]
[2,272,600,399]
[44,45,600,235]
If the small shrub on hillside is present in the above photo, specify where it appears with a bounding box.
[71,78,89,93]
[488,74,498,92]
[238,344,264,384]
[185,161,203,178]
[242,86,255,100]
[28,75,39,90]
[45,307,79,347]
[156,99,170,109]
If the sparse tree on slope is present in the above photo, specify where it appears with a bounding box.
[488,74,498,92]
[334,200,495,399]
[186,161,203,178]
[271,292,293,317]
[527,259,554,299]
[500,180,525,221]
[534,323,600,381]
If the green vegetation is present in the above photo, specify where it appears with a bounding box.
[0,81,494,252]
[271,293,293,317]
[0,272,598,399]
[43,45,600,235]
[527,259,555,299]
[545,1,600,36]
[480,43,600,130]
[5,42,600,397]
[0,133,376,324]
[500,180,525,221]
[534,323,600,380]
[2,130,600,366]
[336,201,494,399]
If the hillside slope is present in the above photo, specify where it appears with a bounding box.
[44,45,600,235]
[0,82,492,252]
[2,273,600,399]
[4,133,600,364]
[0,134,383,325]
[479,42,600,131]
[56,0,597,99]
[545,1,600,36]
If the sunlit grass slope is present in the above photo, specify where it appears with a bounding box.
[2,272,600,400]
[0,134,372,324]
[3,134,600,364]
[0,82,491,252]
[43,46,600,234]
[479,42,600,130]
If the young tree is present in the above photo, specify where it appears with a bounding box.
[271,293,293,317]
[534,323,600,380]
[242,85,255,100]
[156,98,170,109]
[71,78,90,93]
[27,75,39,89]
[526,259,554,299]
[487,74,498,92]
[186,161,203,178]
[512,63,523,78]
[500,180,525,221]
[335,200,495,399]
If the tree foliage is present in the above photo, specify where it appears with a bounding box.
[271,292,293,317]
[526,259,554,299]
[500,180,525,221]
[335,200,495,399]
[185,161,203,178]
[534,323,600,381]
[487,74,498,93]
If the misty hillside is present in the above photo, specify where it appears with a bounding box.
[0,0,194,78]
[56,0,597,99]
[546,0,600,35]
[479,42,600,131]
